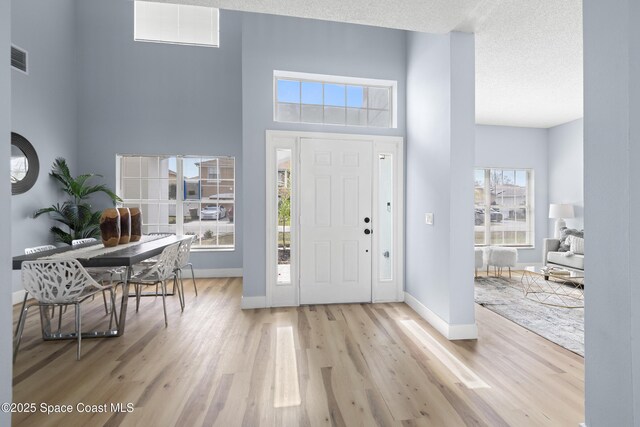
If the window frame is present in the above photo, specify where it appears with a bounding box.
[273,70,398,129]
[474,167,535,249]
[206,162,220,180]
[116,154,236,251]
[133,1,220,48]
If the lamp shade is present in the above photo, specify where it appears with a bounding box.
[549,203,574,219]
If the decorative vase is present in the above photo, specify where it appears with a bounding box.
[100,208,121,247]
[129,207,142,242]
[118,207,131,244]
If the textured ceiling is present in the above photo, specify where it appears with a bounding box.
[147,0,583,128]
[473,1,583,128]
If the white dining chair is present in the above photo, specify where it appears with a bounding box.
[129,242,181,326]
[71,238,98,246]
[137,233,173,265]
[18,245,58,334]
[14,259,118,361]
[175,236,197,296]
[137,233,177,295]
[72,237,125,314]
[24,245,56,255]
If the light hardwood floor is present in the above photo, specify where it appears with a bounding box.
[12,277,584,426]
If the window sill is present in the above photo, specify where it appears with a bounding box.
[475,245,536,250]
[191,247,235,253]
[274,117,396,130]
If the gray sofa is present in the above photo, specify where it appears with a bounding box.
[543,238,584,271]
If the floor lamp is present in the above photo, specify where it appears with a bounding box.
[549,203,575,239]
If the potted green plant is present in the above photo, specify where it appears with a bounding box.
[34,158,121,245]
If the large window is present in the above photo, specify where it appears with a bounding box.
[117,155,235,249]
[134,1,220,47]
[474,168,534,247]
[274,71,397,128]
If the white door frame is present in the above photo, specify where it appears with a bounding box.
[265,130,404,307]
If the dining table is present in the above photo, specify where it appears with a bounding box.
[12,234,192,341]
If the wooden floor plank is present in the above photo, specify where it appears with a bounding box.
[12,276,584,426]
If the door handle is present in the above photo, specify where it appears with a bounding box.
[364,229,371,235]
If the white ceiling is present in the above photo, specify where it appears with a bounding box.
[149,0,583,128]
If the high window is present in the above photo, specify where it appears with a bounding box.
[117,155,235,249]
[274,71,397,128]
[134,1,220,47]
[474,168,534,247]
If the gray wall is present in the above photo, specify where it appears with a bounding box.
[548,118,584,230]
[448,32,476,325]
[1,0,12,419]
[405,31,476,326]
[584,0,639,425]
[241,13,407,297]
[75,1,244,270]
[475,125,549,264]
[10,0,78,291]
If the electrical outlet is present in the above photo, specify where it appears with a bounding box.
[425,212,434,225]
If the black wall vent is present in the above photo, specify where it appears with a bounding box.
[11,45,28,73]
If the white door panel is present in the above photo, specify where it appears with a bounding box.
[300,138,372,304]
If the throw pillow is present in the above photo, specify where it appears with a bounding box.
[569,236,585,255]
[558,227,584,252]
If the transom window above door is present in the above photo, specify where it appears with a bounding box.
[274,71,397,128]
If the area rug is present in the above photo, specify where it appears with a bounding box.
[475,276,584,356]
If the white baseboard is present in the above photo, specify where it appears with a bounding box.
[373,297,405,303]
[241,295,267,309]
[404,292,478,340]
[193,268,242,278]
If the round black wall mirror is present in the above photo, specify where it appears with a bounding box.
[11,132,39,195]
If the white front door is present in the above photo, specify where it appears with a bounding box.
[299,137,373,304]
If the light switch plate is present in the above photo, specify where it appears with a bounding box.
[425,212,434,225]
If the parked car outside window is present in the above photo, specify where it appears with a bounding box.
[201,205,226,220]
[474,207,503,225]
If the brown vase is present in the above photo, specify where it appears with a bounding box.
[129,207,142,242]
[100,208,121,247]
[118,207,131,244]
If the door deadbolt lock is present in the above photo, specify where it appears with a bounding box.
[364,217,370,223]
